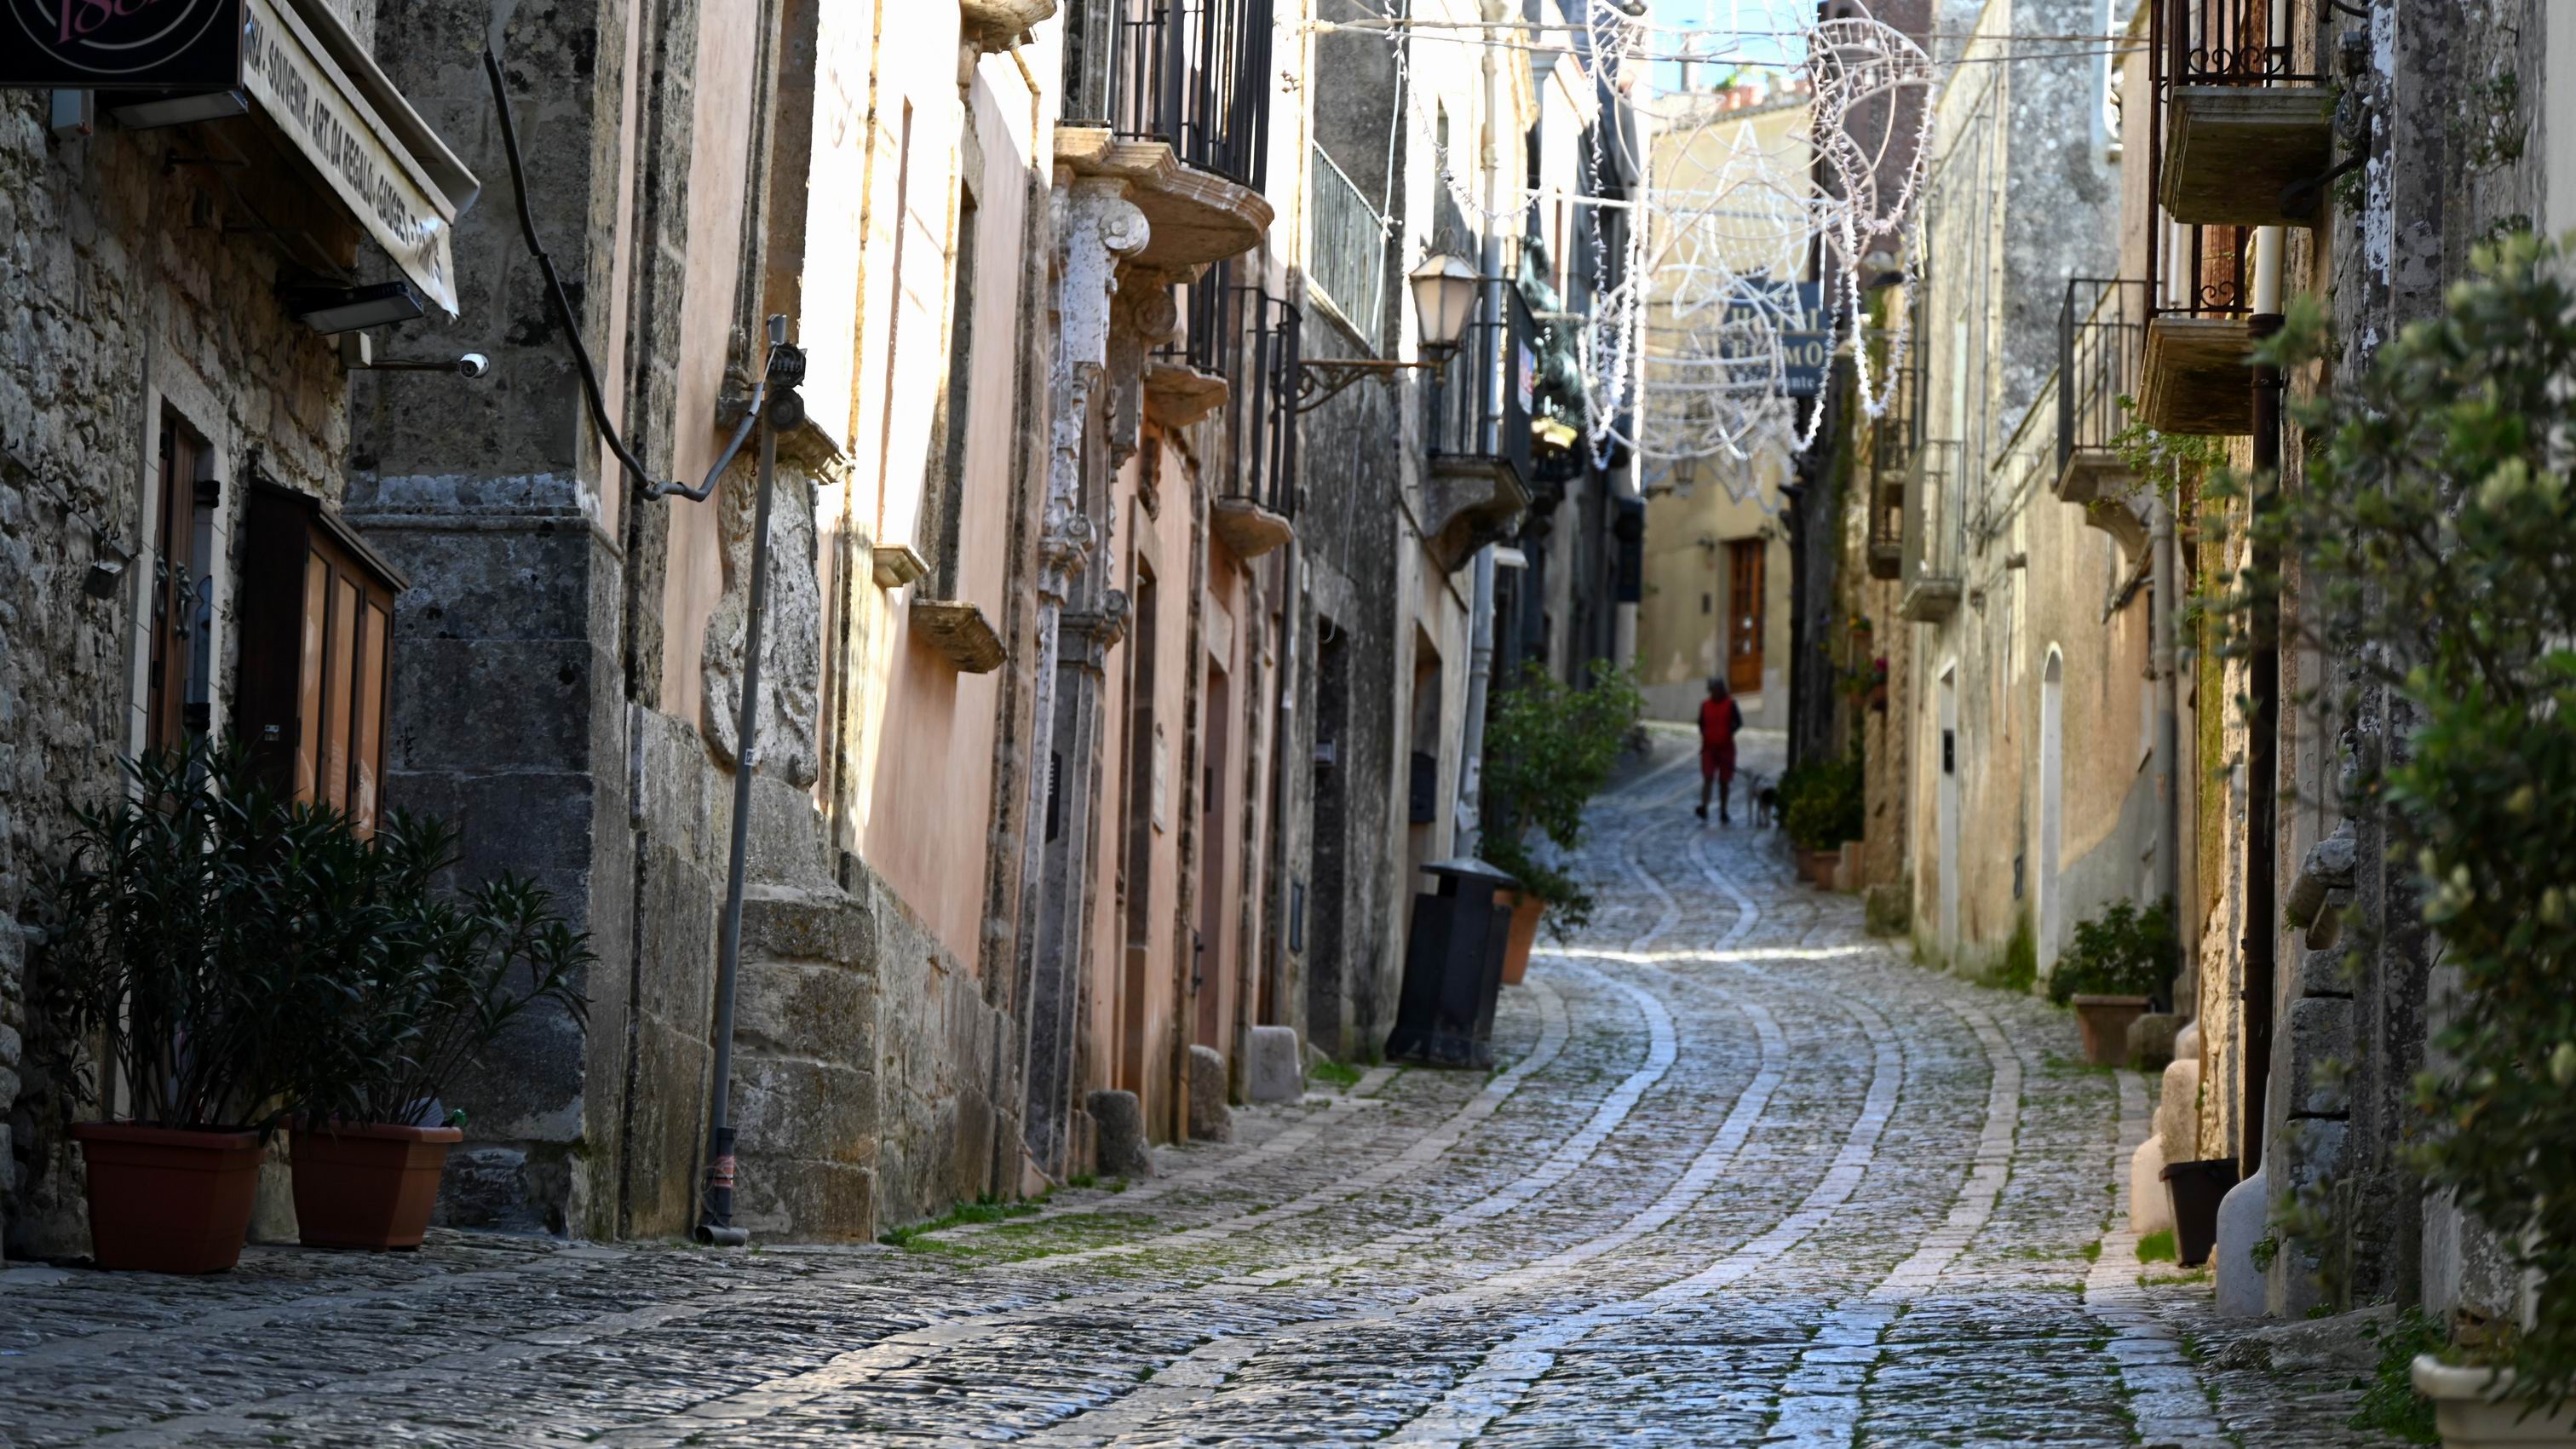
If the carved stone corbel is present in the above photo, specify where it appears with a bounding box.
[1060,589,1132,676]
[1044,178,1151,605]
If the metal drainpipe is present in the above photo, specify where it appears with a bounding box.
[695,354,802,1246]
[2152,491,2180,994]
[2241,224,2286,1180]
[1269,533,1302,1032]
[1453,0,1506,862]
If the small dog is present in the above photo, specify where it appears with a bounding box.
[1739,770,1778,828]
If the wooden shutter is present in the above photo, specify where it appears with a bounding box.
[237,482,406,835]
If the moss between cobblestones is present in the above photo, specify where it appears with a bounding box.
[2136,1230,2179,1263]
[902,1210,1163,1262]
[880,1194,1044,1246]
[1311,1059,1364,1090]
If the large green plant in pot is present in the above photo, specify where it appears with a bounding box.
[273,808,592,1251]
[2216,231,2576,1428]
[1481,660,1646,940]
[39,743,340,1270]
[1782,756,1864,855]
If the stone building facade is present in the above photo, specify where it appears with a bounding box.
[1,0,480,1254]
[1849,0,2576,1340]
[2,0,1636,1258]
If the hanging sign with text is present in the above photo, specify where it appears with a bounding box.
[1,0,246,90]
[1726,280,1834,399]
[239,0,459,315]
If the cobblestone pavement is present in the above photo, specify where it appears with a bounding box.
[0,732,2405,1447]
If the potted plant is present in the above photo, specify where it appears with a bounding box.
[1782,756,1863,888]
[2216,236,2576,1441]
[37,745,315,1273]
[2046,899,2176,1066]
[1480,660,1645,981]
[278,812,590,1251]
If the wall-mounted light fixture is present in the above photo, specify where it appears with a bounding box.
[104,89,249,129]
[281,279,426,335]
[1296,250,1481,412]
[336,333,491,377]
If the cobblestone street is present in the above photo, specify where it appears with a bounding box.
[0,735,2394,1447]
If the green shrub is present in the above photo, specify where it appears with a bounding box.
[2045,899,2178,1007]
[1782,755,1864,852]
[1992,911,2038,995]
[2349,1308,2444,1445]
[1481,660,1646,937]
[36,739,589,1135]
[2212,229,2576,1407]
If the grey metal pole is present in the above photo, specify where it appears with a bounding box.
[1453,0,1508,861]
[2152,491,2181,998]
[695,396,781,1248]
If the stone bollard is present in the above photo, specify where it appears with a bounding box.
[2126,1011,2182,1072]
[1247,1026,1303,1103]
[1187,1045,1234,1142]
[2130,1133,2175,1236]
[1087,1089,1155,1179]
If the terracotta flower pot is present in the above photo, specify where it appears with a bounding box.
[2412,1356,2576,1447]
[291,1121,464,1250]
[2071,993,2152,1067]
[1494,890,1545,986]
[1797,847,1838,887]
[70,1122,265,1274]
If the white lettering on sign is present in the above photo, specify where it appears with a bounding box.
[240,0,458,316]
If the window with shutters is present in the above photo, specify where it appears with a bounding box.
[146,409,220,754]
[235,481,407,835]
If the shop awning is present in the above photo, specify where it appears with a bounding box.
[239,0,480,319]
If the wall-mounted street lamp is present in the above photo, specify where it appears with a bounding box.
[1296,251,1481,413]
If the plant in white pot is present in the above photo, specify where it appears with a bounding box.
[2217,233,2576,1444]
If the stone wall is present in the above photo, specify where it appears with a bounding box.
[0,95,362,1257]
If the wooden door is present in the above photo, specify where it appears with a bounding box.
[1727,538,1765,697]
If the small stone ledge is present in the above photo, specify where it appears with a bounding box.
[1144,362,1228,428]
[872,543,929,589]
[910,598,1005,673]
[1210,497,1293,560]
[1421,457,1530,572]
[959,0,1055,53]
[1053,125,1274,270]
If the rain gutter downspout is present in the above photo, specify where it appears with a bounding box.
[2242,222,2286,1180]
[1454,0,1508,861]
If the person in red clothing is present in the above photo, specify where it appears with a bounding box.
[1698,676,1743,824]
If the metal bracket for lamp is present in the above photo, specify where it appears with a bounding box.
[1294,348,1453,413]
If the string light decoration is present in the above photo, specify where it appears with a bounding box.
[1360,1,1940,495]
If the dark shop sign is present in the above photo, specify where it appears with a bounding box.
[1,0,246,90]
[1725,280,1833,399]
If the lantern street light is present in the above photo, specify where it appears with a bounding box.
[1296,250,1484,412]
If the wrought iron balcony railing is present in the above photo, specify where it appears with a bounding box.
[1900,437,1964,622]
[1427,279,1535,487]
[1307,142,1389,352]
[2057,277,2148,476]
[1216,281,1301,523]
[1061,0,1274,190]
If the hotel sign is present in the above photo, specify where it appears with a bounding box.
[241,0,460,316]
[1726,280,1834,400]
[0,0,245,89]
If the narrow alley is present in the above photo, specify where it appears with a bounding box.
[0,733,2389,1447]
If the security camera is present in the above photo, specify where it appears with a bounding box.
[457,353,491,378]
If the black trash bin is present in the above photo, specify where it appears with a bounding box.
[1384,858,1516,1068]
[2160,1158,2241,1267]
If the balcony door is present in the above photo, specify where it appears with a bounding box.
[1726,538,1765,698]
